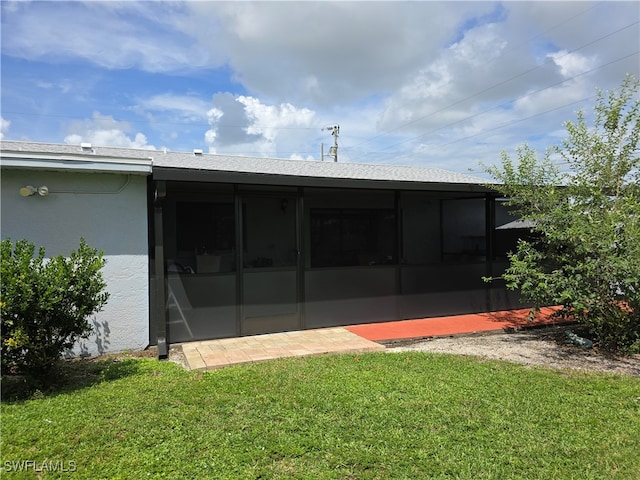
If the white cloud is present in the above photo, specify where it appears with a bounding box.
[241,96,316,142]
[2,1,638,172]
[186,2,495,107]
[2,1,492,105]
[547,50,597,79]
[133,93,209,122]
[204,106,224,149]
[0,116,10,140]
[34,79,72,94]
[1,2,213,73]
[204,95,317,159]
[63,112,155,150]
[376,22,518,138]
[359,1,639,172]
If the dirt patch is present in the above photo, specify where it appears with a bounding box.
[168,346,189,369]
[386,325,640,376]
[79,345,189,369]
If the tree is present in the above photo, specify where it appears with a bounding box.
[484,76,640,353]
[1,238,110,378]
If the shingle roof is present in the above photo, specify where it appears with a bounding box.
[1,140,493,187]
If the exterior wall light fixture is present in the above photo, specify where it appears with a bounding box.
[19,185,49,197]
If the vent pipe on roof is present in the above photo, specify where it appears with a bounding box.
[193,149,203,155]
[80,142,94,153]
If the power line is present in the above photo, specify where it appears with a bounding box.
[373,93,593,164]
[3,4,637,163]
[0,110,321,131]
[350,3,599,149]
[365,50,639,162]
[440,95,596,148]
[352,18,639,153]
[6,9,633,140]
[384,94,597,170]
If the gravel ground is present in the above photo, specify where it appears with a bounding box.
[386,325,640,376]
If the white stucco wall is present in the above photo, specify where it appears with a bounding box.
[1,168,149,355]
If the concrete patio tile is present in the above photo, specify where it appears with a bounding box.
[263,348,290,356]
[306,345,331,354]
[180,327,385,371]
[201,352,228,363]
[286,349,312,356]
[201,361,227,370]
[184,354,206,370]
[245,350,275,362]
[197,344,221,354]
[221,350,251,364]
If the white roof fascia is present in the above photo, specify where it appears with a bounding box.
[0,152,152,175]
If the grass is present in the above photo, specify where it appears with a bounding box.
[2,352,639,479]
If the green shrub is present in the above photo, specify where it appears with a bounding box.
[483,76,640,353]
[1,238,109,378]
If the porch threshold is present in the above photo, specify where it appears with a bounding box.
[181,327,385,371]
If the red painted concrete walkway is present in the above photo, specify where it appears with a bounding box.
[345,307,563,342]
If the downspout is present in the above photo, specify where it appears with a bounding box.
[154,181,168,358]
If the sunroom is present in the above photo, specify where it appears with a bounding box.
[149,152,522,351]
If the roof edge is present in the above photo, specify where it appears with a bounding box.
[0,151,152,175]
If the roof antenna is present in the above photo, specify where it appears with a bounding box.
[321,125,339,162]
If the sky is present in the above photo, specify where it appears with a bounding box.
[1,1,639,174]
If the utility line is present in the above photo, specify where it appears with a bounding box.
[0,110,320,131]
[441,95,596,148]
[382,95,596,166]
[350,2,601,147]
[365,50,639,161]
[377,94,596,166]
[351,18,639,152]
[6,14,635,138]
[3,4,637,162]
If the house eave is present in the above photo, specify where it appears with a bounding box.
[0,152,152,175]
[152,166,494,193]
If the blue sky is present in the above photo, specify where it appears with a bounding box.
[1,1,639,174]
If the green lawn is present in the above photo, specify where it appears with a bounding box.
[2,352,639,479]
